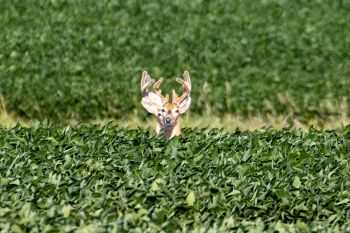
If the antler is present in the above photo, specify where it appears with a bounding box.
[174,71,191,104]
[153,77,169,102]
[141,71,155,97]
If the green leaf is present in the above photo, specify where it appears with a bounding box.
[335,198,349,206]
[186,191,196,206]
[0,178,9,186]
[242,149,251,162]
[151,181,159,191]
[11,224,23,233]
[292,176,301,189]
[10,179,20,186]
[62,205,71,218]
[296,220,308,231]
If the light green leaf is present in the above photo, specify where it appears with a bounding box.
[10,179,20,186]
[242,149,251,162]
[335,198,349,205]
[0,178,9,186]
[151,181,159,191]
[186,191,196,206]
[62,205,71,218]
[296,220,308,231]
[11,224,23,233]
[292,176,301,189]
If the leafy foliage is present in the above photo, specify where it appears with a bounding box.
[1,1,350,121]
[1,124,350,232]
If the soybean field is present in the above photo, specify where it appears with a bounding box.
[1,125,350,232]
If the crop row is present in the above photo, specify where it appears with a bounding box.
[1,124,350,232]
[1,0,350,121]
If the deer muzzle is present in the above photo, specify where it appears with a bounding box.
[164,116,173,125]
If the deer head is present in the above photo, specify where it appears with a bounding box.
[141,71,192,139]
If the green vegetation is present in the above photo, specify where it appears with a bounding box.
[1,125,350,232]
[1,1,350,232]
[1,0,350,122]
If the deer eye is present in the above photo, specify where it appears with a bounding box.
[158,113,161,117]
[175,109,179,113]
[162,109,166,113]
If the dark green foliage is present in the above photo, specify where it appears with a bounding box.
[1,124,350,231]
[1,1,350,121]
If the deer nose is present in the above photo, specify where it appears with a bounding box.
[165,117,172,124]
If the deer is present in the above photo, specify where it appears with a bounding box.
[140,71,192,139]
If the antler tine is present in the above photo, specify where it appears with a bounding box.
[141,71,155,96]
[183,71,192,91]
[175,71,192,104]
[141,71,147,92]
[172,89,178,103]
[153,77,169,102]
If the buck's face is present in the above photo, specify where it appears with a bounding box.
[158,102,180,126]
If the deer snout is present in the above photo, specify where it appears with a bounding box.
[164,117,172,124]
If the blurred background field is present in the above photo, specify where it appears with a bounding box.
[1,0,350,129]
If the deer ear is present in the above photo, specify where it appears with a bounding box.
[179,96,191,114]
[141,92,164,115]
